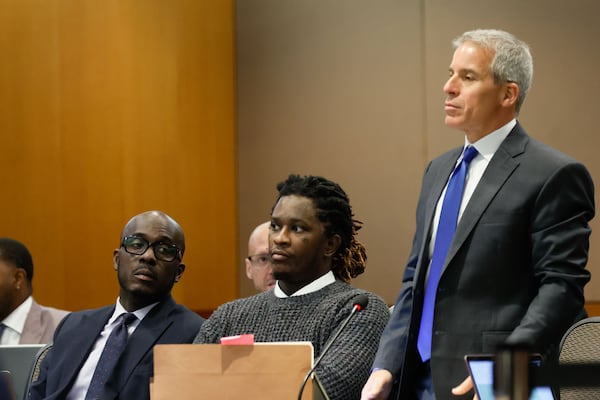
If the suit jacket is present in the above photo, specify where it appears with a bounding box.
[373,123,594,400]
[28,296,204,400]
[20,299,69,344]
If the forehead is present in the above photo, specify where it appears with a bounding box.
[272,195,319,221]
[123,214,177,240]
[451,42,494,74]
[249,235,268,256]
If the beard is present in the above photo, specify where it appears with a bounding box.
[272,269,291,282]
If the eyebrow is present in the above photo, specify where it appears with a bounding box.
[271,216,309,225]
[449,67,479,75]
[130,233,175,243]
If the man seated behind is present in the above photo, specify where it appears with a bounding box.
[245,221,276,292]
[194,174,390,400]
[29,210,204,400]
[0,238,69,344]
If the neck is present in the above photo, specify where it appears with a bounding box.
[119,292,166,312]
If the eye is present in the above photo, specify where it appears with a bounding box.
[270,222,280,231]
[258,255,269,264]
[126,237,146,250]
[155,243,177,256]
[291,225,304,233]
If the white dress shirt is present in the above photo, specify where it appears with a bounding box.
[0,296,33,345]
[66,298,157,400]
[428,119,516,260]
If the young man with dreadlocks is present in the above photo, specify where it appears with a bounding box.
[194,174,390,400]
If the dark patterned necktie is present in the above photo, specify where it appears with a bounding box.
[85,313,137,400]
[417,145,478,361]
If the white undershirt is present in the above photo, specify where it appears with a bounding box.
[66,298,157,400]
[428,119,516,259]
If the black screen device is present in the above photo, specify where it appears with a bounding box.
[464,354,556,400]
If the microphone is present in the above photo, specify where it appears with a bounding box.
[297,294,369,400]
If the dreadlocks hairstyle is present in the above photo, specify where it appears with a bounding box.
[274,174,366,282]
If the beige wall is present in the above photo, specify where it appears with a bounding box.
[236,0,600,303]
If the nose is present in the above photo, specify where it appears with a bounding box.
[271,226,290,246]
[139,245,157,263]
[443,74,458,96]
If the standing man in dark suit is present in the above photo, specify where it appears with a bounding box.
[29,210,204,400]
[361,29,594,400]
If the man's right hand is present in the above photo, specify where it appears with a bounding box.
[361,369,393,400]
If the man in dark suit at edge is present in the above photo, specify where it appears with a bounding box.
[29,210,204,400]
[361,29,594,400]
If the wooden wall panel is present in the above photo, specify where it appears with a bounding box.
[0,0,236,312]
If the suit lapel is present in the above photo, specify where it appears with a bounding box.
[417,147,463,273]
[21,300,43,343]
[113,297,176,394]
[57,307,114,392]
[444,124,528,269]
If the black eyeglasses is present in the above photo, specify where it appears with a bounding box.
[121,235,181,262]
[247,253,271,268]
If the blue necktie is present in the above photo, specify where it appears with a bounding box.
[417,145,478,362]
[85,313,137,400]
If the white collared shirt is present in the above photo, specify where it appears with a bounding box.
[273,270,336,298]
[66,298,158,400]
[0,296,33,345]
[428,119,516,259]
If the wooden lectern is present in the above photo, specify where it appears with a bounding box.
[151,342,327,400]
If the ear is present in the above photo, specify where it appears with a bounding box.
[113,249,120,271]
[501,81,519,108]
[245,258,253,279]
[14,268,27,290]
[174,263,185,282]
[324,234,342,257]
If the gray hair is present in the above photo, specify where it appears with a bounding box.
[453,29,533,113]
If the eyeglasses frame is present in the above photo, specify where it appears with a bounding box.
[121,235,182,262]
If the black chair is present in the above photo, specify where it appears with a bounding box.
[558,317,600,400]
[22,344,52,400]
[0,370,16,400]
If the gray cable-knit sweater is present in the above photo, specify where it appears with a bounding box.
[193,280,390,400]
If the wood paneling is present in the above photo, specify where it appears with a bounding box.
[0,0,236,311]
[585,302,600,317]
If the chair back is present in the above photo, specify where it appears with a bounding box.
[0,345,46,400]
[22,344,52,400]
[559,317,600,400]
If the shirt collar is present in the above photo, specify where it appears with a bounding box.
[110,297,158,324]
[274,270,336,298]
[2,296,33,334]
[465,119,516,162]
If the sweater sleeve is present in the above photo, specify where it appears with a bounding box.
[193,305,228,344]
[315,292,390,400]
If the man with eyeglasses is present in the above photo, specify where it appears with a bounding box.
[245,221,276,292]
[29,210,204,400]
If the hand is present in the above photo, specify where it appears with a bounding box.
[451,375,478,400]
[361,369,393,400]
